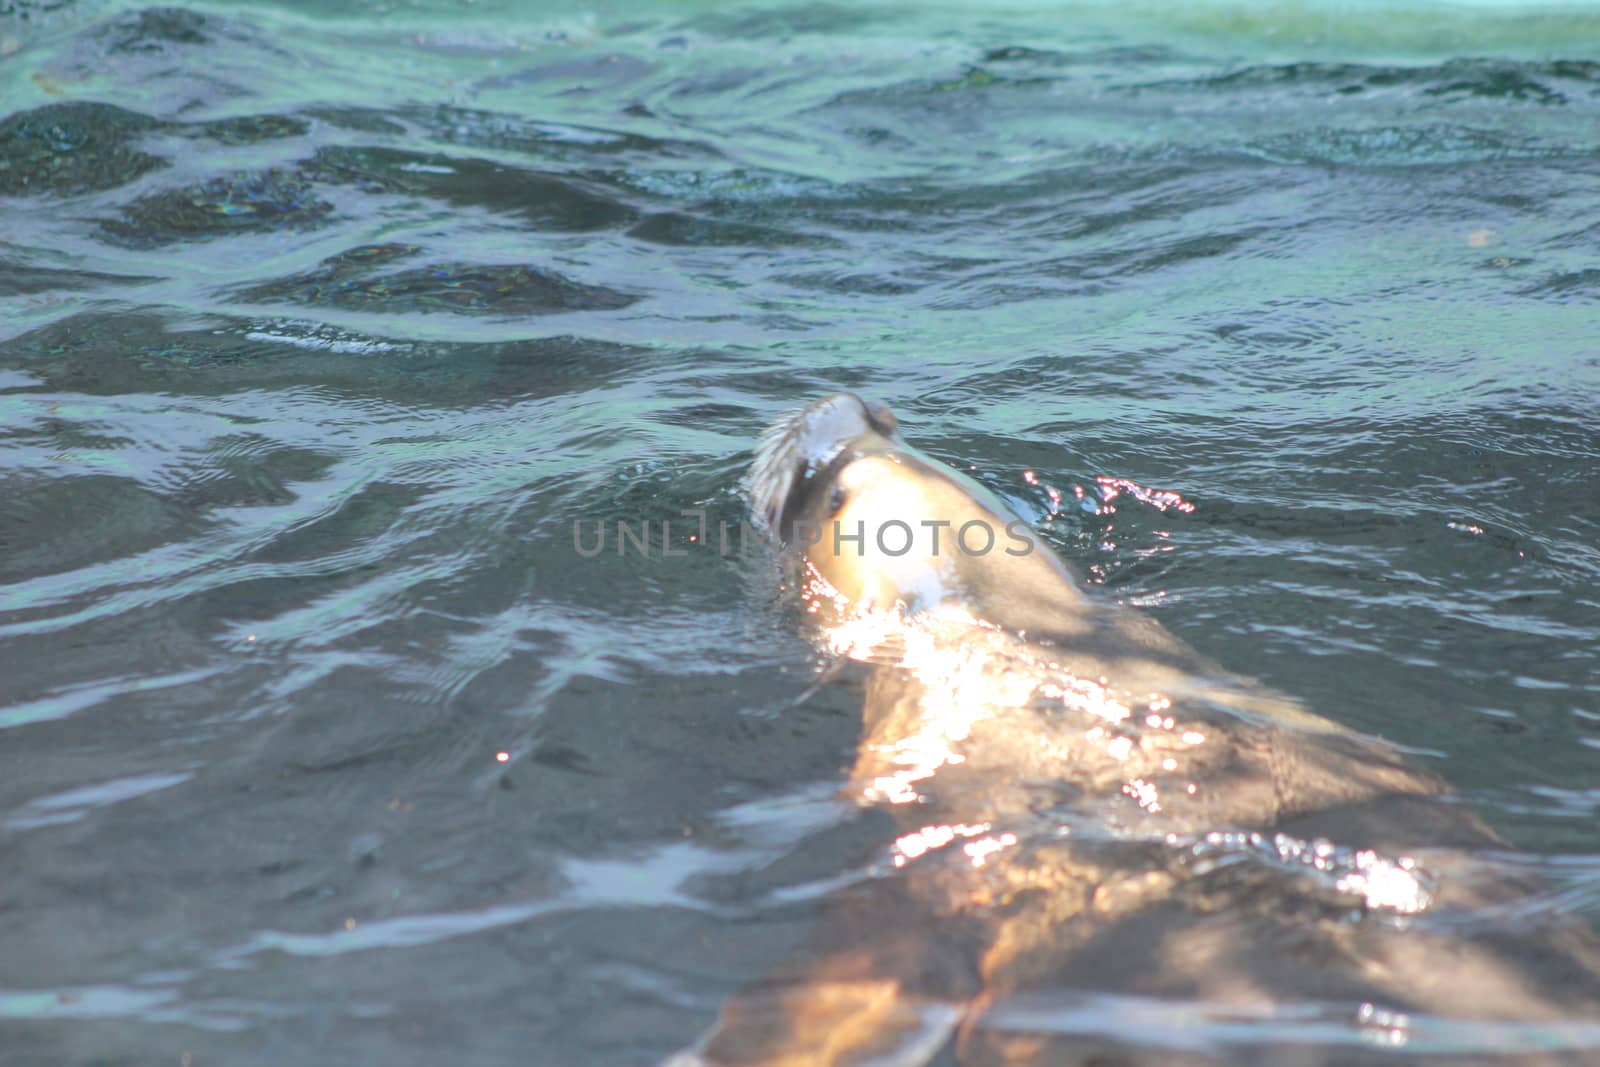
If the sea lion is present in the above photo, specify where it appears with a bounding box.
[669,393,1600,1066]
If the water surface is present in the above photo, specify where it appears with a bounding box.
[1,0,1598,1063]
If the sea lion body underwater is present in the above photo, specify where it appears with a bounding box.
[669,394,1600,1067]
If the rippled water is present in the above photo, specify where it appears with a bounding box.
[2,0,1598,1063]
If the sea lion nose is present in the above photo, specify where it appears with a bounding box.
[863,398,898,436]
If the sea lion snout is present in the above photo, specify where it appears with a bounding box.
[857,395,898,437]
[800,391,899,439]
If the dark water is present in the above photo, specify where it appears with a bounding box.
[1,0,1598,1063]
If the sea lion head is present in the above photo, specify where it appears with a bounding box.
[748,394,1083,633]
[747,392,901,542]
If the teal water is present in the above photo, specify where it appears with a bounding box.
[1,1,1598,1064]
